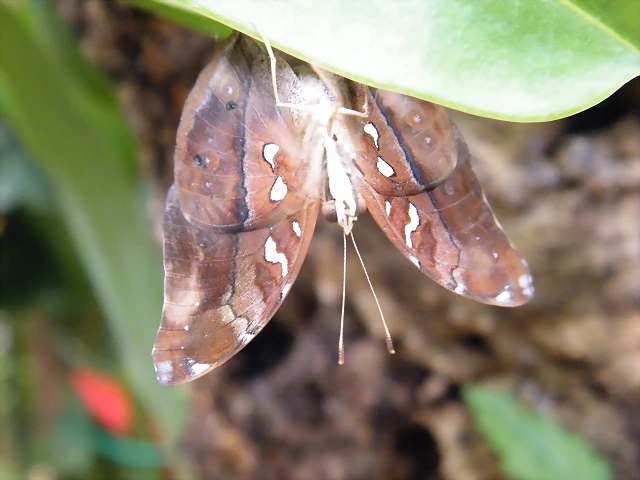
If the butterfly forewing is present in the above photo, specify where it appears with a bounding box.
[353,88,458,197]
[173,35,316,233]
[361,125,533,306]
[153,186,319,385]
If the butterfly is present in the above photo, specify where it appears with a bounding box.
[152,34,534,386]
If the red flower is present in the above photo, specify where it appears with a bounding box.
[70,367,134,435]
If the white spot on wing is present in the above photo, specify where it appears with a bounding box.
[385,200,391,216]
[263,143,279,170]
[364,122,380,149]
[217,305,236,325]
[377,156,395,177]
[495,291,511,303]
[220,282,234,304]
[155,360,173,384]
[233,317,255,344]
[404,203,420,248]
[409,255,421,268]
[183,325,189,331]
[292,220,301,237]
[519,273,535,296]
[455,284,467,295]
[270,176,288,201]
[265,236,289,277]
[444,183,455,196]
[189,362,211,377]
[518,274,531,289]
[281,282,293,299]
[239,331,256,345]
[233,317,248,335]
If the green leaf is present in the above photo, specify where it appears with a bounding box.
[127,0,233,37]
[125,0,640,121]
[38,397,95,477]
[92,425,164,468]
[463,384,612,480]
[0,121,53,214]
[0,3,190,475]
[0,465,21,480]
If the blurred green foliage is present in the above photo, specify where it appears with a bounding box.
[463,385,612,480]
[0,0,190,478]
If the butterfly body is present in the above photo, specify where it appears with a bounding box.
[274,65,368,235]
[152,34,533,385]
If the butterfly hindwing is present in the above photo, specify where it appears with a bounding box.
[361,125,533,306]
[354,88,458,197]
[172,34,315,233]
[153,186,319,385]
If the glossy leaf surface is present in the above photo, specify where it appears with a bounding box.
[129,0,640,121]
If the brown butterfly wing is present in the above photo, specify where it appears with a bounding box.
[153,35,324,385]
[353,88,458,197]
[173,34,315,233]
[153,186,319,385]
[361,124,533,306]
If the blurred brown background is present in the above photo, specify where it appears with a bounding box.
[3,0,638,479]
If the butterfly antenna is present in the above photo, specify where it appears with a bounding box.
[350,233,395,355]
[252,22,282,105]
[338,232,347,365]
